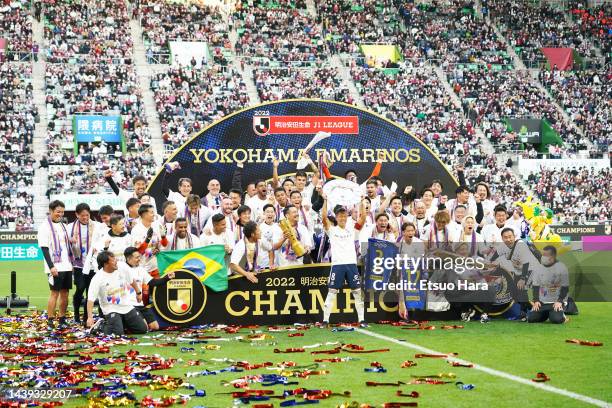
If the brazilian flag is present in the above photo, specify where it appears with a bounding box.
[156,245,228,292]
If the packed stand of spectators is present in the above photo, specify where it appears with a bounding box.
[42,0,157,197]
[44,63,152,153]
[351,64,482,167]
[488,0,599,67]
[44,152,156,196]
[0,0,33,61]
[397,0,512,67]
[528,167,611,224]
[233,0,328,66]
[316,0,400,54]
[461,157,526,208]
[43,0,133,64]
[0,155,35,230]
[151,64,250,149]
[450,68,587,154]
[568,1,611,59]
[254,67,353,103]
[0,63,37,230]
[540,69,610,156]
[139,0,231,63]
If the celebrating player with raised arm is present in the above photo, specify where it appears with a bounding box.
[320,191,367,327]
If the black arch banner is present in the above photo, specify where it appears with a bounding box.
[148,99,459,207]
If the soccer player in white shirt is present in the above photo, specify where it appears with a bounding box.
[272,187,289,221]
[412,200,430,239]
[161,164,192,209]
[182,194,212,237]
[457,215,485,257]
[481,205,520,246]
[421,188,438,220]
[444,186,476,219]
[86,251,147,336]
[379,195,413,241]
[422,210,457,251]
[93,214,133,263]
[289,190,315,236]
[160,201,178,238]
[122,246,176,331]
[38,200,74,330]
[131,204,168,277]
[447,204,467,238]
[528,246,569,324]
[474,182,496,226]
[230,221,275,283]
[204,197,237,235]
[68,203,103,324]
[365,180,382,213]
[294,170,316,206]
[320,192,367,327]
[163,218,201,250]
[396,222,425,319]
[260,204,278,267]
[103,169,157,214]
[234,205,252,243]
[272,205,313,267]
[200,213,235,265]
[360,213,397,249]
[246,180,269,221]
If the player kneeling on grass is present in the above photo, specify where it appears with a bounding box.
[528,246,569,324]
[320,192,367,327]
[86,251,148,335]
[122,247,176,331]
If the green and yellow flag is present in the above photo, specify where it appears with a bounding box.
[156,245,228,292]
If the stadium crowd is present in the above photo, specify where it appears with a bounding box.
[530,166,611,224]
[450,68,588,154]
[489,0,599,67]
[139,0,230,62]
[42,0,133,64]
[540,69,610,156]
[398,0,512,67]
[0,62,37,230]
[569,1,611,57]
[233,0,327,66]
[152,65,250,149]
[254,67,353,103]
[0,0,34,60]
[317,0,400,54]
[352,65,474,159]
[0,0,609,234]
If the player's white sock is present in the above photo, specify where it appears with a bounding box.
[352,289,365,322]
[323,289,338,322]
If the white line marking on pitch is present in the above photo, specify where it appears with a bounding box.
[357,328,611,408]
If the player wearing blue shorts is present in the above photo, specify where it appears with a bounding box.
[320,192,367,327]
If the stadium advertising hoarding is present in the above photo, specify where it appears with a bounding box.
[72,114,124,154]
[549,224,611,241]
[0,231,42,262]
[49,193,125,211]
[147,100,460,206]
[518,158,610,175]
[506,118,542,143]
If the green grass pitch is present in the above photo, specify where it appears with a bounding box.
[0,259,610,407]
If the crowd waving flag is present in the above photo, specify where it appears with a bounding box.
[156,245,228,291]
